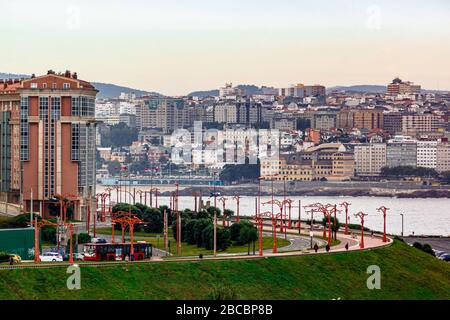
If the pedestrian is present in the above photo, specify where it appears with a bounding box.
[325,244,330,252]
[9,256,14,265]
[313,243,319,253]
[345,243,349,251]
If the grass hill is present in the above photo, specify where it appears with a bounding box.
[0,240,449,300]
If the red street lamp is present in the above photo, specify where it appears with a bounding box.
[377,206,390,243]
[233,195,242,223]
[340,201,351,235]
[354,212,369,249]
[218,196,228,227]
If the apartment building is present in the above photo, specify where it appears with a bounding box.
[386,136,417,168]
[1,71,98,219]
[354,142,387,176]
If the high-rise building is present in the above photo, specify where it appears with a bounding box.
[416,139,438,169]
[401,114,445,135]
[1,71,98,219]
[383,113,403,134]
[386,136,417,168]
[387,78,421,95]
[279,84,326,104]
[354,142,387,177]
[436,138,450,173]
[138,97,187,133]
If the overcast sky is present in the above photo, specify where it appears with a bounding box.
[1,0,449,95]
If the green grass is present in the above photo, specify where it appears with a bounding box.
[0,240,449,300]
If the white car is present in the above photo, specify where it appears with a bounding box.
[40,252,63,262]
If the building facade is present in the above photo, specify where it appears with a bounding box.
[1,71,98,219]
[386,136,417,168]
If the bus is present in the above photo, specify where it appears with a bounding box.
[83,242,153,262]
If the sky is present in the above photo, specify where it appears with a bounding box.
[1,0,450,95]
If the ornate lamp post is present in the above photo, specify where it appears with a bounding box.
[218,196,228,227]
[377,206,389,243]
[233,195,242,223]
[340,201,351,235]
[354,211,369,249]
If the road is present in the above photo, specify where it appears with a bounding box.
[404,237,450,253]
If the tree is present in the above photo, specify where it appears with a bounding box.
[220,164,260,183]
[107,161,122,176]
[142,208,163,233]
[239,226,258,255]
[322,216,341,241]
[77,233,92,244]
[381,166,439,178]
[441,171,450,184]
[102,123,138,148]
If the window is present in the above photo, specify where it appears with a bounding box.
[63,83,71,89]
[52,83,57,89]
[20,97,29,161]
[71,123,80,161]
[72,97,80,116]
[42,83,48,89]
[31,83,38,89]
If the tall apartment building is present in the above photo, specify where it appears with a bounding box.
[436,138,450,173]
[279,84,326,104]
[416,139,438,169]
[387,78,421,95]
[386,136,417,168]
[213,101,262,126]
[337,109,384,130]
[0,71,98,219]
[312,111,338,131]
[0,80,21,203]
[401,114,445,135]
[354,142,387,177]
[383,113,404,134]
[137,97,187,133]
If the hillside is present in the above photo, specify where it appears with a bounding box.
[0,241,449,300]
[0,72,158,99]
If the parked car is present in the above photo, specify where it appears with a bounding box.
[40,252,63,262]
[63,252,84,261]
[438,254,450,262]
[435,251,448,258]
[9,254,21,265]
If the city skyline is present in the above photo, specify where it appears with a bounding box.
[1,0,450,95]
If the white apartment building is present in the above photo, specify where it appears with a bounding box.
[354,143,387,177]
[416,139,438,169]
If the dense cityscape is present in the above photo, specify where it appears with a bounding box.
[0,0,449,309]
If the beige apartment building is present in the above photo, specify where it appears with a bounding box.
[354,143,387,177]
[436,139,450,173]
[261,143,355,182]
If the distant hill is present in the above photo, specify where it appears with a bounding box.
[0,72,30,80]
[0,72,159,99]
[91,82,159,99]
[326,85,387,94]
[188,84,263,97]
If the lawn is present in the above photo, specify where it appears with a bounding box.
[0,240,449,300]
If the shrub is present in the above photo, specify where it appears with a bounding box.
[77,233,91,244]
[0,252,11,263]
[413,242,423,250]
